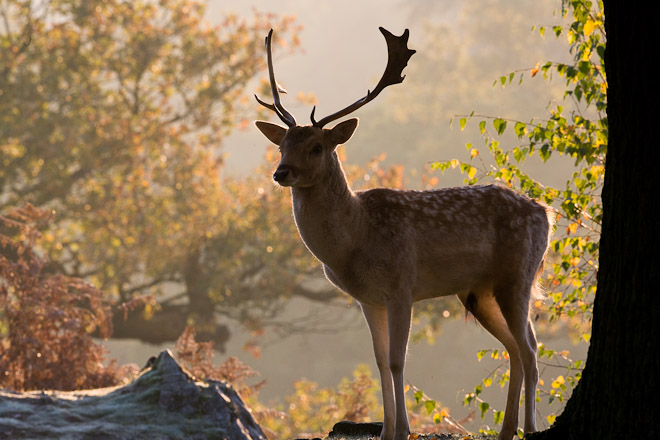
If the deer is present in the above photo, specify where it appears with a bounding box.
[254,27,553,440]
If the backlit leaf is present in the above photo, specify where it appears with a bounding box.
[493,118,507,135]
[460,117,467,130]
[479,402,490,418]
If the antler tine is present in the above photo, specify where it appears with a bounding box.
[312,27,416,128]
[255,29,297,127]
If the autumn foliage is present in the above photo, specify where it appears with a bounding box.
[174,326,265,397]
[172,326,382,439]
[0,205,120,391]
[0,0,301,347]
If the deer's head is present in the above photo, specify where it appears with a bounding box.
[254,28,415,188]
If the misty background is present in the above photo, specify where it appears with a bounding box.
[99,0,587,432]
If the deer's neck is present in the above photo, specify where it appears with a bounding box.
[290,158,364,267]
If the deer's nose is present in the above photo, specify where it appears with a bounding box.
[273,166,290,182]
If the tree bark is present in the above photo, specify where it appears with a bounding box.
[529,2,659,439]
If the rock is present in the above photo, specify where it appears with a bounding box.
[0,350,266,440]
[329,420,384,438]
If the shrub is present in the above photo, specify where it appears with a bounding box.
[0,204,120,391]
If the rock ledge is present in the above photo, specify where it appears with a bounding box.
[0,350,266,440]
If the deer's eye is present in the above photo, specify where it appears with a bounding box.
[311,143,323,155]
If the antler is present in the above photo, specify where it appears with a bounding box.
[255,29,297,127]
[310,27,416,128]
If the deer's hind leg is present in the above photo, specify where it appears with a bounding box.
[459,291,526,440]
[491,276,539,438]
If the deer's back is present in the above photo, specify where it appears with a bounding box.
[355,184,552,302]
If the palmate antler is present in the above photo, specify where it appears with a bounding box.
[311,27,416,128]
[255,27,415,128]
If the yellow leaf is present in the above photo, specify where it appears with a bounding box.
[451,159,460,169]
[551,376,565,389]
[547,414,557,425]
[583,19,596,37]
[470,148,479,159]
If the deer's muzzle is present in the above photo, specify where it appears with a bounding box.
[273,166,290,184]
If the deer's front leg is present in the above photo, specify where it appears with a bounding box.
[387,299,412,440]
[361,303,395,440]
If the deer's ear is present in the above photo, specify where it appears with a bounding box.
[327,118,359,146]
[255,121,288,145]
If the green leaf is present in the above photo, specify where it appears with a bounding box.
[578,60,591,75]
[494,410,504,425]
[425,399,436,415]
[493,118,507,135]
[479,120,486,134]
[459,117,467,131]
[414,390,424,404]
[479,402,490,419]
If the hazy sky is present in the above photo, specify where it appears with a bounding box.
[207,0,424,176]
[205,0,569,179]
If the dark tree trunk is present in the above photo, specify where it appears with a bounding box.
[110,304,230,350]
[529,2,660,439]
[109,246,229,349]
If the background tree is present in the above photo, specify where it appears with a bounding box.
[0,0,321,348]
